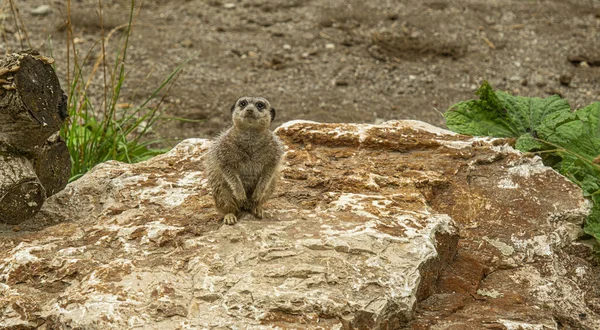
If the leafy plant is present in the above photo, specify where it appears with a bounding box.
[59,0,185,181]
[445,81,600,240]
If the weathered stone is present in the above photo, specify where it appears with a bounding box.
[30,5,52,16]
[0,120,597,329]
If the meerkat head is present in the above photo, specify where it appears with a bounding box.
[230,96,276,130]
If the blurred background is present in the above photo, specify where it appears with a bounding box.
[2,0,599,141]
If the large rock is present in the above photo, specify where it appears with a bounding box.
[0,120,596,329]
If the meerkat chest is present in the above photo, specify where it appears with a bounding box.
[237,151,268,175]
[237,154,267,192]
[232,139,269,169]
[224,131,276,181]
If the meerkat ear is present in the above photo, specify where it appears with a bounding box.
[230,102,236,113]
[269,107,276,121]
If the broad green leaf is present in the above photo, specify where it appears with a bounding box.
[537,103,600,162]
[445,82,517,137]
[553,152,600,196]
[445,100,516,137]
[515,134,546,152]
[445,81,571,138]
[495,91,569,136]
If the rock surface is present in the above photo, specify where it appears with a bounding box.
[0,120,597,329]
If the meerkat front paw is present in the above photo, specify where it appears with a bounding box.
[252,206,265,219]
[223,213,238,225]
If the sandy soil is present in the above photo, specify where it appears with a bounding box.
[2,0,600,140]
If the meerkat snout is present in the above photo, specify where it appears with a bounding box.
[244,107,257,117]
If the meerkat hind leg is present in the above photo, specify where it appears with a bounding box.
[223,213,238,225]
[251,175,277,219]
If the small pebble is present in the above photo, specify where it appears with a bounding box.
[545,87,563,97]
[180,39,193,48]
[31,5,52,16]
[223,3,236,9]
[283,44,291,50]
[334,80,349,86]
[559,73,573,86]
[530,73,546,87]
[325,43,335,50]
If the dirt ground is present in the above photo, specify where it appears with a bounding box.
[2,0,600,140]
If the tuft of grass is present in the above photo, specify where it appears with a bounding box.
[59,0,188,181]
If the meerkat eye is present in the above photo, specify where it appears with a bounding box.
[256,102,265,110]
[239,100,248,107]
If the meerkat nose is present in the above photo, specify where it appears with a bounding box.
[244,107,257,118]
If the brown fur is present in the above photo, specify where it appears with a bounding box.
[204,97,283,224]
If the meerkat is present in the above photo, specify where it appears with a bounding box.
[204,96,284,225]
